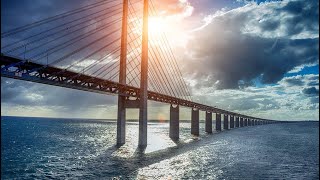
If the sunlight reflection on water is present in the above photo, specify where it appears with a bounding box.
[1,117,319,179]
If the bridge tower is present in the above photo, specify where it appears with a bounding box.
[117,0,149,147]
[117,0,129,146]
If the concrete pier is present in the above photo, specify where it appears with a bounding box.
[230,116,234,129]
[169,104,179,141]
[236,117,240,127]
[244,118,247,126]
[191,108,199,136]
[205,111,213,133]
[117,0,129,146]
[240,117,244,127]
[216,113,222,131]
[223,114,229,130]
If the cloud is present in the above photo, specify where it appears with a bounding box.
[184,0,319,90]
[152,0,194,18]
[188,73,319,120]
[287,63,318,73]
[1,78,117,111]
[302,87,319,96]
[280,74,319,87]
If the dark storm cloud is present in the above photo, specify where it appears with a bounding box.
[283,77,304,86]
[302,87,319,96]
[281,74,319,87]
[185,0,319,90]
[307,81,319,86]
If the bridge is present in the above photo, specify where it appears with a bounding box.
[1,0,284,147]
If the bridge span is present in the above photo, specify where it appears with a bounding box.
[1,54,282,147]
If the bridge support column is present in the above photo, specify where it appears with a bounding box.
[244,118,247,126]
[230,116,234,129]
[191,108,199,136]
[240,117,244,127]
[236,117,239,127]
[116,0,129,146]
[117,97,126,145]
[170,104,179,141]
[248,119,251,126]
[223,114,229,130]
[205,111,212,133]
[216,113,221,131]
[138,0,149,148]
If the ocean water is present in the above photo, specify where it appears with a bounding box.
[1,116,319,179]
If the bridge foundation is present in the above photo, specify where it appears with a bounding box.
[236,117,239,127]
[170,104,179,141]
[205,111,213,133]
[191,108,199,136]
[230,116,234,128]
[216,113,222,131]
[240,117,244,127]
[223,114,229,130]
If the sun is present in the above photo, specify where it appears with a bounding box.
[148,16,166,36]
[128,14,189,48]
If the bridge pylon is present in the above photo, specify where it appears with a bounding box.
[117,0,149,147]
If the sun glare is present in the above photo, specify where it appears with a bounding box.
[148,17,166,36]
[129,13,190,48]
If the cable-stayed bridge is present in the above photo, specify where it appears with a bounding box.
[1,0,283,147]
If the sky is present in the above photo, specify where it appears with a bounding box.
[1,0,319,121]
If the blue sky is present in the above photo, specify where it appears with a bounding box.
[1,0,319,120]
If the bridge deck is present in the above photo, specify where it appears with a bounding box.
[1,54,263,120]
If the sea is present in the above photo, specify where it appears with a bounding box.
[1,116,319,179]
